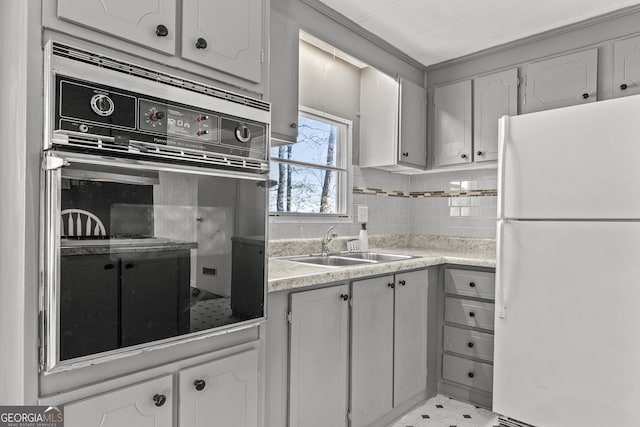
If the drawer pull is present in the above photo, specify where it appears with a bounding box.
[340,294,349,301]
[469,311,476,317]
[388,282,395,289]
[194,379,206,391]
[467,342,474,348]
[399,280,406,286]
[467,372,475,378]
[469,282,476,288]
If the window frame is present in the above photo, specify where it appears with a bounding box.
[269,106,352,221]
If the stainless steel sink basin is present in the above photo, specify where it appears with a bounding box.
[287,252,416,267]
[287,255,376,266]
[339,252,414,262]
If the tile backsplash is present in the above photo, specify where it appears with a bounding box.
[268,167,498,240]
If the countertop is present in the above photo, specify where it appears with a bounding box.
[60,237,198,255]
[268,244,496,293]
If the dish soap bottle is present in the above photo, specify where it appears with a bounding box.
[358,223,368,252]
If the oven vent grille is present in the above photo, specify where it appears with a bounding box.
[54,132,269,173]
[51,42,270,113]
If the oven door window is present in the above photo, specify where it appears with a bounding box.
[47,160,266,366]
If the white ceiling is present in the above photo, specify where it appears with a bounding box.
[317,0,640,66]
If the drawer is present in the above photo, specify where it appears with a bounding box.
[445,297,494,331]
[445,269,495,300]
[442,354,493,393]
[443,325,494,362]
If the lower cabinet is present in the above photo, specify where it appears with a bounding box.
[62,348,259,427]
[286,269,428,427]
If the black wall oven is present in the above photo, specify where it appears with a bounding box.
[41,42,270,372]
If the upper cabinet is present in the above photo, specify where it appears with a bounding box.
[473,69,518,162]
[55,0,177,54]
[46,0,266,90]
[360,68,427,171]
[269,10,300,145]
[523,48,598,114]
[613,34,640,98]
[433,80,472,167]
[181,0,263,84]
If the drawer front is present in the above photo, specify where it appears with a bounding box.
[442,354,493,393]
[443,325,494,362]
[445,297,494,331]
[445,269,495,300]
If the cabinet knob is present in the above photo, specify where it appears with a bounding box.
[125,263,134,269]
[621,83,628,90]
[469,282,476,288]
[388,282,395,289]
[155,24,169,37]
[467,342,475,348]
[104,263,114,270]
[467,372,475,378]
[340,294,349,301]
[582,93,589,99]
[194,379,206,391]
[476,151,483,156]
[402,152,409,157]
[460,153,467,159]
[399,280,406,286]
[195,38,208,49]
[289,122,298,129]
[469,311,475,317]
[153,394,166,407]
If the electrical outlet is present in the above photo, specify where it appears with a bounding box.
[357,205,368,223]
[202,267,217,276]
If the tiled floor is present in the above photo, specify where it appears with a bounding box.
[392,394,499,427]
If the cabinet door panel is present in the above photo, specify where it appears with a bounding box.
[289,285,349,427]
[65,375,173,427]
[270,10,299,144]
[524,49,597,113]
[473,69,518,162]
[181,0,263,83]
[351,276,394,427]
[613,35,640,98]
[399,78,427,168]
[56,0,176,54]
[179,349,259,427]
[433,80,472,167]
[394,270,428,406]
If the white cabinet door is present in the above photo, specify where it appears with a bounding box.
[359,67,399,168]
[613,34,640,98]
[289,285,350,427]
[181,0,263,83]
[433,80,472,167]
[523,48,597,113]
[56,0,176,54]
[64,376,173,427]
[179,349,259,427]
[393,270,428,406]
[351,276,394,427]
[269,10,299,145]
[473,69,518,162]
[399,78,427,168]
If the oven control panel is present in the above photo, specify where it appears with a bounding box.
[54,76,266,160]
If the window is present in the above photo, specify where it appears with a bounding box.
[269,108,351,216]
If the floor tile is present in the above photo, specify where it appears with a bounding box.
[391,394,498,427]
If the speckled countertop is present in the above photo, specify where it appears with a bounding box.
[268,234,496,293]
[60,238,198,255]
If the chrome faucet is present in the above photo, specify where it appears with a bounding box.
[320,226,338,255]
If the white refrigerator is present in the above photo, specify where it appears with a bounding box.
[494,94,640,427]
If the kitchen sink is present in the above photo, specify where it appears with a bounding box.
[287,252,416,267]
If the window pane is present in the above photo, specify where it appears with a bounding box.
[270,115,339,168]
[269,162,344,214]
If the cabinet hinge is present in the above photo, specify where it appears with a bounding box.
[347,410,352,422]
[286,311,292,324]
[516,77,521,87]
[348,296,353,307]
[260,49,264,64]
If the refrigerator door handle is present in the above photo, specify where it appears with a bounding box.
[497,115,509,221]
[496,219,506,318]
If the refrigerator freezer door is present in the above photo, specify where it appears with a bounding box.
[494,220,640,427]
[500,95,640,220]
